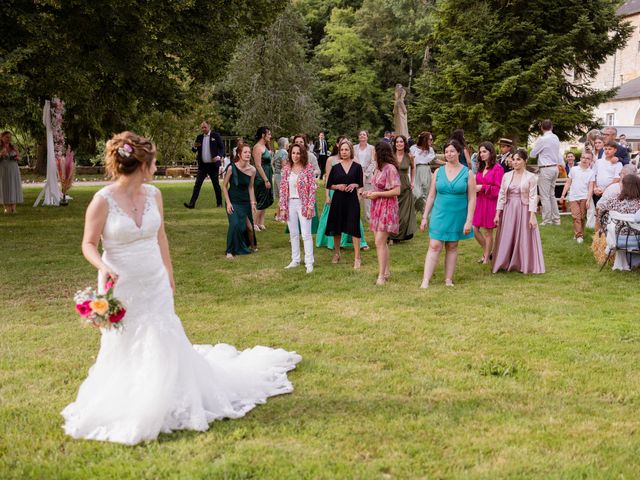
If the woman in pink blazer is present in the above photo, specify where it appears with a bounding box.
[279,144,317,273]
[492,149,545,274]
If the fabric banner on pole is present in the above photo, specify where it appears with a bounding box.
[34,100,61,207]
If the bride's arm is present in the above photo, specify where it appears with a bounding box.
[82,195,118,282]
[155,190,175,293]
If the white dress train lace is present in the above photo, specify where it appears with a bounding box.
[62,184,301,445]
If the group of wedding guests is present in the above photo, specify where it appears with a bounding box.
[559,142,640,269]
[223,126,549,286]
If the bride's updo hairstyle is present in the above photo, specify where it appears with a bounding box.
[105,131,156,178]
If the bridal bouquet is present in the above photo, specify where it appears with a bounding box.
[74,280,126,329]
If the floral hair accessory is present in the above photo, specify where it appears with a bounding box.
[117,143,133,158]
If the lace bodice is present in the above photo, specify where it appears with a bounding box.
[95,184,161,250]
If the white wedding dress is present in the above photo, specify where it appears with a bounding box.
[62,184,301,445]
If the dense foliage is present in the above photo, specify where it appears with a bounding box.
[0,0,286,155]
[1,0,633,156]
[224,5,323,138]
[411,0,633,144]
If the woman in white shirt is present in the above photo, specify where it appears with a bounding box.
[355,130,375,222]
[410,131,437,213]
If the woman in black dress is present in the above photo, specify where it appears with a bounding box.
[326,139,364,269]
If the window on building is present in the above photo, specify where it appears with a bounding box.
[606,113,616,126]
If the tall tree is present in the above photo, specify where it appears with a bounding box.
[314,8,385,136]
[0,0,286,154]
[293,0,364,49]
[411,0,633,144]
[224,5,322,138]
[356,0,431,93]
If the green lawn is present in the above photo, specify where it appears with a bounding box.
[1,183,638,479]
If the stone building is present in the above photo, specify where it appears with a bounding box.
[592,1,640,143]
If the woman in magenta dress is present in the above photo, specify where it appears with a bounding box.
[492,149,545,274]
[362,142,401,285]
[473,142,504,264]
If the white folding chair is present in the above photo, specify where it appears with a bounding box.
[600,211,640,271]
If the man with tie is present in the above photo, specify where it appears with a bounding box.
[184,121,224,209]
[314,132,329,179]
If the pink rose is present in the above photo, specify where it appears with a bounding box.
[109,308,126,324]
[75,300,92,318]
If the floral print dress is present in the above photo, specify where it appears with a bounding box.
[369,163,401,233]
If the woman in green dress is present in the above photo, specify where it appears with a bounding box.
[389,135,416,243]
[419,139,476,288]
[223,143,258,258]
[316,136,369,250]
[252,126,274,231]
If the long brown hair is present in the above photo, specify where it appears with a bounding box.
[477,141,497,171]
[416,131,432,150]
[374,141,398,171]
[619,174,640,201]
[287,143,308,168]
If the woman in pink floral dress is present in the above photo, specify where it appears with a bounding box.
[362,142,401,285]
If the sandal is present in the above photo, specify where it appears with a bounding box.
[331,253,341,264]
[375,277,385,285]
[353,258,361,269]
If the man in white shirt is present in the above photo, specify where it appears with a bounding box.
[184,121,224,208]
[314,132,329,179]
[531,119,562,225]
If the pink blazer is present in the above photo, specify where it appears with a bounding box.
[476,164,504,200]
[278,163,317,220]
[496,170,538,213]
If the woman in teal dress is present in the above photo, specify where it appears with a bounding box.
[419,139,476,288]
[223,143,258,258]
[252,126,274,231]
[315,141,368,250]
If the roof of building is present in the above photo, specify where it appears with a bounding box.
[618,0,640,16]
[613,126,640,141]
[613,76,640,100]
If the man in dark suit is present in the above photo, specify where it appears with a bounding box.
[602,126,630,165]
[314,131,329,179]
[184,121,224,208]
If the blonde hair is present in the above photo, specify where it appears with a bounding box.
[105,131,156,178]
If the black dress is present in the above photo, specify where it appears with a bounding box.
[325,161,363,238]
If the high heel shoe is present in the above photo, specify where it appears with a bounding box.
[353,258,361,269]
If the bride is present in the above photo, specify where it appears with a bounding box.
[62,131,301,445]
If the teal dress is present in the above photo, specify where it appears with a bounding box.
[429,166,474,242]
[316,158,367,249]
[226,163,256,255]
[254,149,274,210]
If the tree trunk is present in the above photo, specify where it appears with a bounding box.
[35,138,47,176]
